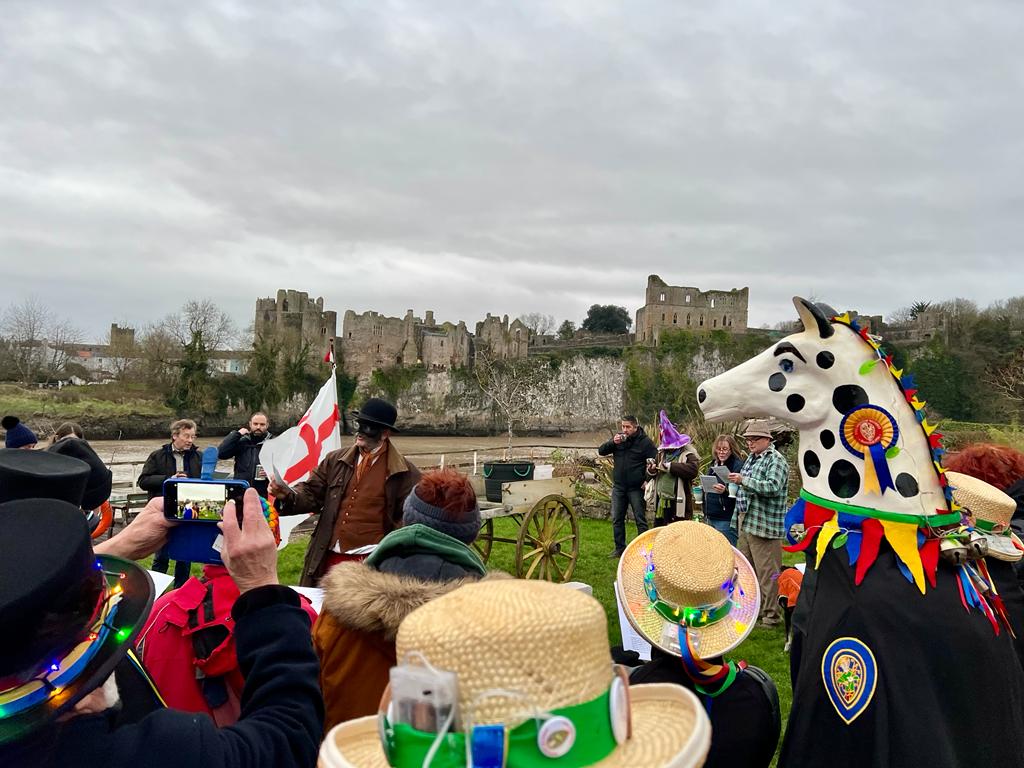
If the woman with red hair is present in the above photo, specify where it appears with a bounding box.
[945,442,1024,668]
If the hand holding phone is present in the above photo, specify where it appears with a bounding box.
[163,478,249,521]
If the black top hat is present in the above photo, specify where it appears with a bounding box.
[47,439,113,511]
[351,397,400,433]
[0,449,90,506]
[0,499,154,745]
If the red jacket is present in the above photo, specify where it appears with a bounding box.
[138,565,317,726]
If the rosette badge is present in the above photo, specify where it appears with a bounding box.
[840,405,900,495]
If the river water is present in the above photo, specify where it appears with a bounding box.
[91,432,608,488]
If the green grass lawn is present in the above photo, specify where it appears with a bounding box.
[141,517,797,764]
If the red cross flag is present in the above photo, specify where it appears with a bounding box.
[259,370,342,486]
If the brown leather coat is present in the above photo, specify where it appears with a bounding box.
[277,442,421,586]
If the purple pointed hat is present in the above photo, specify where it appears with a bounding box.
[658,410,691,450]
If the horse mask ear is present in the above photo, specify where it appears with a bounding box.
[793,297,835,338]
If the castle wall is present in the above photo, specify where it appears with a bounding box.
[636,275,749,344]
[255,289,336,361]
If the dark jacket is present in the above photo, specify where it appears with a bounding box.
[2,585,323,768]
[630,648,780,768]
[276,442,421,586]
[598,428,657,490]
[217,431,273,496]
[703,454,744,520]
[313,525,491,731]
[137,444,201,500]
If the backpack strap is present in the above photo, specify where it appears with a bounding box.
[187,579,234,710]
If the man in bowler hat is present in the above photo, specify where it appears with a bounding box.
[269,397,421,586]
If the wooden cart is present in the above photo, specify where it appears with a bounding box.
[469,476,580,583]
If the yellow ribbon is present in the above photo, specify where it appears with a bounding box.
[880,519,925,594]
[816,514,842,568]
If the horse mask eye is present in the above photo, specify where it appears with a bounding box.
[779,359,795,373]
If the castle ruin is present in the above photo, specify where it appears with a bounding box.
[254,290,337,362]
[635,275,749,344]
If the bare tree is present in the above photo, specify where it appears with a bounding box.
[518,312,556,337]
[992,352,1024,409]
[1,297,80,384]
[137,323,180,389]
[2,297,47,384]
[473,345,553,455]
[40,318,80,383]
[165,299,236,351]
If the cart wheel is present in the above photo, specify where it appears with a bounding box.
[473,519,494,563]
[515,495,579,582]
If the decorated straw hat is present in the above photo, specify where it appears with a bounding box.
[617,522,760,659]
[947,471,1024,563]
[319,580,711,768]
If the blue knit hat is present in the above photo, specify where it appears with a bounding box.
[2,417,38,450]
[402,486,481,544]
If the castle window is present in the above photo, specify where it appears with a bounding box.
[661,313,665,322]
[377,344,380,353]
[348,332,352,338]
[659,293,666,302]
[440,341,444,348]
[710,298,716,308]
[320,327,326,335]
[713,318,717,328]
[685,295,691,303]
[723,315,727,327]
[672,313,677,324]
[686,313,691,326]
[700,315,704,327]
[282,300,289,311]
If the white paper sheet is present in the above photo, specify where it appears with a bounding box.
[146,569,176,596]
[614,581,651,661]
[291,586,325,614]
[277,512,312,550]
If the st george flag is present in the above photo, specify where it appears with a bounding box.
[260,342,341,486]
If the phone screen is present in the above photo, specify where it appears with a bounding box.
[164,480,246,520]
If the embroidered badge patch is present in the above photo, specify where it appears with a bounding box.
[821,637,878,724]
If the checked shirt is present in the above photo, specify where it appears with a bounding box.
[736,445,790,539]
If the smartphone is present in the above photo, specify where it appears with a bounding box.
[163,478,249,522]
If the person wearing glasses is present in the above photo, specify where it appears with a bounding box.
[727,421,789,627]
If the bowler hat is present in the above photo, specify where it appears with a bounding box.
[0,449,90,506]
[0,499,154,744]
[350,398,400,432]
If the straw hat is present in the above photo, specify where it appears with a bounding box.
[319,580,711,768]
[947,470,1024,563]
[617,522,760,659]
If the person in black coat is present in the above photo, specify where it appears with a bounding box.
[217,413,272,497]
[47,422,113,513]
[630,648,780,768]
[0,489,323,768]
[598,415,657,557]
[138,419,201,587]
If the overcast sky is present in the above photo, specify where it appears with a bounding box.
[3,1,1023,343]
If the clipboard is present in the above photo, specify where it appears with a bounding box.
[699,475,721,495]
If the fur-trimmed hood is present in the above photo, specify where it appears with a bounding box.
[320,562,508,640]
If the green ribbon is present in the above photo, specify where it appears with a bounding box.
[385,688,616,768]
[651,596,734,628]
[799,489,961,528]
[973,519,1008,533]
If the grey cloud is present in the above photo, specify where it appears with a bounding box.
[2,0,1023,340]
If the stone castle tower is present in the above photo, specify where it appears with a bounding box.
[635,274,748,344]
[254,289,337,361]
